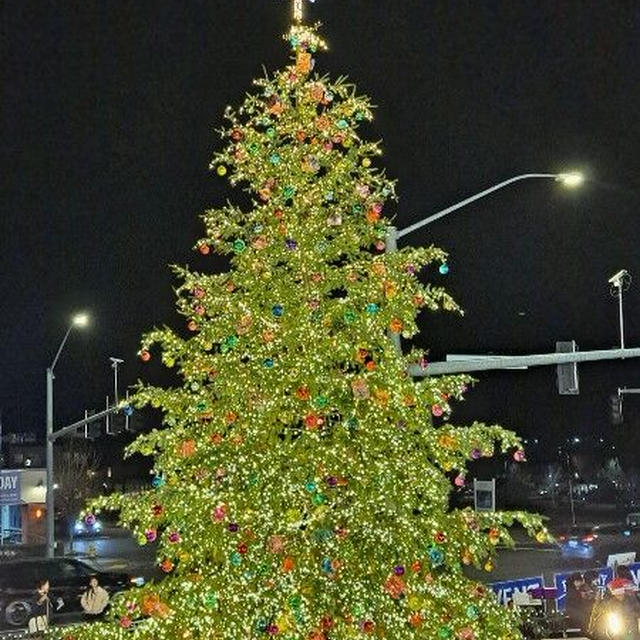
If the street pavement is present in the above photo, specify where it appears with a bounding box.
[69,526,159,580]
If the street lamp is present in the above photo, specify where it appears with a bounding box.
[385,172,583,351]
[46,311,89,558]
[386,171,584,248]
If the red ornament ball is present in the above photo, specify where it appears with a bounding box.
[140,350,151,362]
[198,243,211,255]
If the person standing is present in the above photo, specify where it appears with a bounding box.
[80,575,110,617]
[28,579,50,638]
[565,572,590,632]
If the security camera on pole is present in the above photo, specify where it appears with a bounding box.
[609,269,631,350]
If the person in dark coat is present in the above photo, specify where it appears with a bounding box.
[28,579,51,638]
[565,572,590,631]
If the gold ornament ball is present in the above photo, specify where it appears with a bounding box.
[216,165,228,176]
[535,530,548,544]
[362,158,371,167]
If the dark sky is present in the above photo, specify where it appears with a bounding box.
[2,1,639,456]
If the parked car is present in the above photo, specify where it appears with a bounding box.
[0,557,144,629]
[557,523,640,563]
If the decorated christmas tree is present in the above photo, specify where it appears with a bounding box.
[67,11,547,640]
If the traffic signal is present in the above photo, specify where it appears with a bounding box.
[556,341,579,395]
[610,391,623,425]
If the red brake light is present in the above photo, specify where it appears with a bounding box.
[582,535,594,543]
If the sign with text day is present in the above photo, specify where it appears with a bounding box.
[0,470,21,506]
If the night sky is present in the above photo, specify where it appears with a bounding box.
[2,1,639,457]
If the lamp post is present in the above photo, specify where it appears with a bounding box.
[385,172,583,351]
[387,172,583,247]
[45,312,89,558]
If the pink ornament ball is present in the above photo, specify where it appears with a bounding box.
[513,449,526,462]
[119,616,133,629]
[145,529,157,543]
[454,474,466,487]
[431,404,443,417]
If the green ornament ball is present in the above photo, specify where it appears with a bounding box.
[312,493,326,506]
[466,604,480,620]
[288,594,302,609]
[343,310,357,324]
[232,238,246,254]
[313,395,329,409]
[204,592,217,609]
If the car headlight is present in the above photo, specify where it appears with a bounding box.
[607,611,623,636]
[94,522,102,531]
[74,522,84,532]
[129,576,145,587]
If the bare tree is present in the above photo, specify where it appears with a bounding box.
[54,441,101,552]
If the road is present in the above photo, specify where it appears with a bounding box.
[68,526,160,580]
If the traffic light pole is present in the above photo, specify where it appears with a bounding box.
[411,348,640,377]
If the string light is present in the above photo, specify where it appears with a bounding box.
[64,20,547,640]
[293,0,303,23]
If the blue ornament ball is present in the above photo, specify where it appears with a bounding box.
[439,263,450,275]
[151,475,165,489]
[272,304,284,318]
[428,545,445,567]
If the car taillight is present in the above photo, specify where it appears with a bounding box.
[582,535,594,543]
[558,535,566,541]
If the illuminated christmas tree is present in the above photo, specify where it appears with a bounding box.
[68,12,547,640]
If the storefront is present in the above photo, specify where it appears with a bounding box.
[0,468,46,545]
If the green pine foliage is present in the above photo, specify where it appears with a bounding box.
[64,23,546,640]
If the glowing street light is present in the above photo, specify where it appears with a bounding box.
[72,312,90,328]
[556,172,584,188]
[45,311,91,558]
[388,171,586,244]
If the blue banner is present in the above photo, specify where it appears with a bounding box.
[555,567,613,610]
[626,562,640,585]
[0,470,21,506]
[489,576,544,605]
